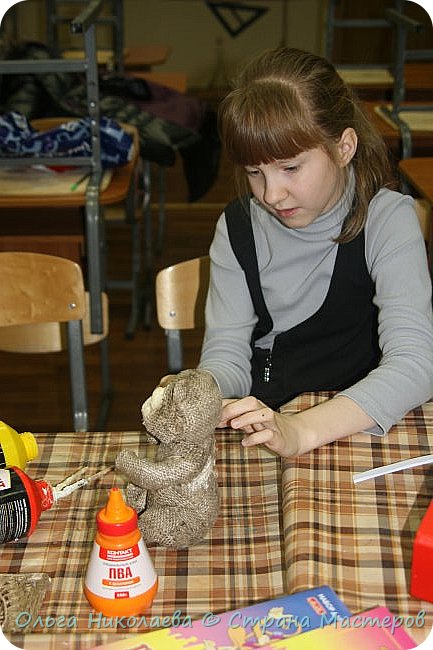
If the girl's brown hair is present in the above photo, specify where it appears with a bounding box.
[218,47,395,242]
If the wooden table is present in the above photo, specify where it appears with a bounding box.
[3,395,433,647]
[0,119,142,337]
[399,157,433,204]
[132,71,188,94]
[362,100,433,158]
[398,156,433,270]
[123,45,171,71]
[405,62,433,101]
[344,62,433,102]
[62,45,171,72]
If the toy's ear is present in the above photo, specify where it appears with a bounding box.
[159,374,177,388]
[142,385,166,420]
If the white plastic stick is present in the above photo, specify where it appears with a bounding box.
[353,454,433,484]
[54,466,113,500]
[55,467,88,491]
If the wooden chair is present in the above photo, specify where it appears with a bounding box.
[0,251,111,432]
[155,256,210,372]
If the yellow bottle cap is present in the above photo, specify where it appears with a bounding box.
[0,421,38,467]
[20,431,39,463]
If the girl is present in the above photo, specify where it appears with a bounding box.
[197,46,433,457]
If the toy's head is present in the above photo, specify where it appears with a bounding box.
[141,369,222,445]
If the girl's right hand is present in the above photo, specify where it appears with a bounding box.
[217,396,300,457]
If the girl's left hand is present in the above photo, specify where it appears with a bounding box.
[217,396,300,457]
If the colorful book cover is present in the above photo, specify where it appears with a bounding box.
[88,585,351,649]
[269,606,416,649]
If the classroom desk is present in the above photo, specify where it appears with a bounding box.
[343,62,433,102]
[123,45,171,71]
[398,156,433,270]
[281,392,433,645]
[3,395,433,648]
[362,100,433,158]
[2,428,285,649]
[62,45,171,72]
[405,62,433,102]
[0,119,140,336]
[399,157,433,204]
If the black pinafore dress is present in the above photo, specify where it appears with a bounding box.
[225,198,380,410]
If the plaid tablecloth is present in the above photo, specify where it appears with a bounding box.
[281,393,433,645]
[4,397,433,649]
[3,429,285,649]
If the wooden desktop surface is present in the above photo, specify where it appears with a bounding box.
[123,45,171,70]
[399,157,433,204]
[62,44,171,71]
[362,101,433,157]
[340,62,433,102]
[0,118,139,208]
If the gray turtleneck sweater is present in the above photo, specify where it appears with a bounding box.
[198,175,433,434]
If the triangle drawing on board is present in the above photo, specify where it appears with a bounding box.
[205,1,268,37]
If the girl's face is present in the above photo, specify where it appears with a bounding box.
[244,146,346,229]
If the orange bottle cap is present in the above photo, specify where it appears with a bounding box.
[96,487,138,535]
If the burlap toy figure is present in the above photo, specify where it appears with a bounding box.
[115,369,222,549]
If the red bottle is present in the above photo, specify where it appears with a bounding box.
[0,466,55,543]
[410,499,433,603]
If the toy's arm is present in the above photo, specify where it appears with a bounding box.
[115,450,204,490]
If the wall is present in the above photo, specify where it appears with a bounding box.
[1,0,325,88]
[123,0,325,88]
[4,0,431,90]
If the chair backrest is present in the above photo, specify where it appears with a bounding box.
[0,292,109,353]
[155,256,210,372]
[156,256,210,330]
[0,252,86,328]
[0,252,110,431]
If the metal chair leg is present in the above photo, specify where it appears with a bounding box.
[96,337,113,431]
[156,165,167,256]
[106,169,145,338]
[141,159,154,330]
[67,320,88,433]
[166,329,183,373]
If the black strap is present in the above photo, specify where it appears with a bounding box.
[224,197,273,341]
